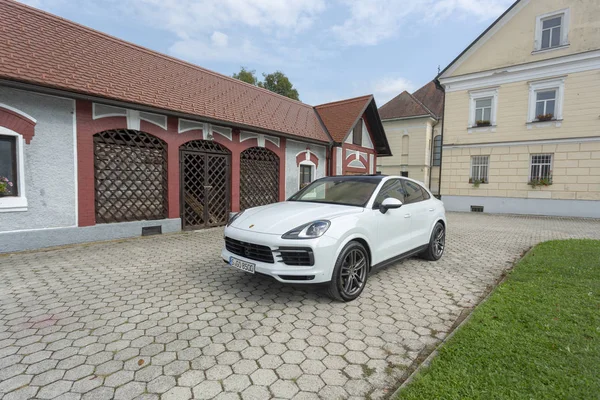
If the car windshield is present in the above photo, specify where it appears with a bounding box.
[289,178,379,207]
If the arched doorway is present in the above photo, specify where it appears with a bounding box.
[180,140,231,230]
[94,129,167,223]
[240,147,279,210]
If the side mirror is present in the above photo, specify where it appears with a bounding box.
[379,198,403,214]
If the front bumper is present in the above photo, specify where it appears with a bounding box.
[221,226,339,284]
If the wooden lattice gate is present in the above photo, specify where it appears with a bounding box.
[94,129,168,223]
[240,147,279,210]
[180,141,230,230]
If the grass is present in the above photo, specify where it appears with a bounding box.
[398,240,600,400]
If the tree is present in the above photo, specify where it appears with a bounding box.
[232,67,300,101]
[232,67,258,86]
[259,71,300,101]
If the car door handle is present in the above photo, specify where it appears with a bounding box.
[404,213,411,218]
[428,208,435,212]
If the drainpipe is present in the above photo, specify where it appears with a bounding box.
[429,117,440,190]
[436,80,446,199]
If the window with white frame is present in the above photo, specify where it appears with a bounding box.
[530,154,553,181]
[534,9,569,51]
[0,136,18,196]
[299,164,313,189]
[0,127,27,211]
[475,98,492,124]
[528,78,564,123]
[470,156,489,183]
[469,88,498,128]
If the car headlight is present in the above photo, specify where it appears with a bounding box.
[227,211,245,227]
[282,220,330,239]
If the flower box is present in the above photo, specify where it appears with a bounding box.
[475,120,491,127]
[0,176,15,196]
[536,113,554,122]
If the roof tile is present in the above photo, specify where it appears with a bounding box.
[0,0,330,142]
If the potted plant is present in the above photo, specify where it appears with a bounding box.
[0,176,14,197]
[469,178,486,187]
[536,113,554,122]
[475,120,491,127]
[528,175,553,188]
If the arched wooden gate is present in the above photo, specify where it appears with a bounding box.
[180,140,231,230]
[240,147,279,210]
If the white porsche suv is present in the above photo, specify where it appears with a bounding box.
[222,175,446,301]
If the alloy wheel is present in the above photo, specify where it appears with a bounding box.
[433,226,445,257]
[340,249,368,297]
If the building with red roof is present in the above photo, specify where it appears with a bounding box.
[0,0,390,252]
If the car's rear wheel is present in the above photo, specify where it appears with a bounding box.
[421,222,445,261]
[327,241,369,302]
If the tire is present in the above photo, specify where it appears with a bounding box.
[421,222,445,261]
[327,241,370,302]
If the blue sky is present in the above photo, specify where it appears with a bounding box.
[22,0,513,106]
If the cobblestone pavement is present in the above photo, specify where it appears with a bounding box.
[1,213,599,400]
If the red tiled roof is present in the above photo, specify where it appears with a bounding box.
[0,0,330,142]
[315,95,372,142]
[378,81,444,120]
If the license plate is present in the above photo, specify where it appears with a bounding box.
[229,257,255,274]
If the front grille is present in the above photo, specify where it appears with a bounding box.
[275,247,314,266]
[225,237,274,263]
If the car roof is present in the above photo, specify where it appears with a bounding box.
[318,175,387,182]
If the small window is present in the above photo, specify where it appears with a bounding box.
[299,164,313,189]
[541,16,562,49]
[402,180,428,204]
[353,119,362,146]
[528,78,564,123]
[475,98,492,123]
[432,135,442,167]
[530,154,553,180]
[470,156,489,183]
[534,9,569,52]
[469,88,498,128]
[0,136,18,196]
[373,179,404,208]
[400,171,408,177]
[535,90,556,119]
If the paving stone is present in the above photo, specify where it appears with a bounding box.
[71,375,103,393]
[1,214,598,399]
[241,385,270,400]
[146,376,175,394]
[177,370,205,387]
[192,380,223,400]
[37,380,73,399]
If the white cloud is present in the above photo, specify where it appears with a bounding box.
[122,0,326,39]
[372,77,417,105]
[211,31,229,48]
[332,0,513,46]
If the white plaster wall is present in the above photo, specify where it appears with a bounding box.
[285,140,326,198]
[0,87,77,232]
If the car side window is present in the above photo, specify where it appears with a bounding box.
[401,180,429,204]
[373,179,405,208]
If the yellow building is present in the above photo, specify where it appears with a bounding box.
[377,81,444,194]
[438,0,600,217]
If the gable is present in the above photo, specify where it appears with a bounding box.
[441,0,600,78]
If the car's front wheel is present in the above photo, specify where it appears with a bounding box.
[421,222,445,261]
[327,241,369,302]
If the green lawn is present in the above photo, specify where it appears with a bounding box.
[398,240,600,400]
